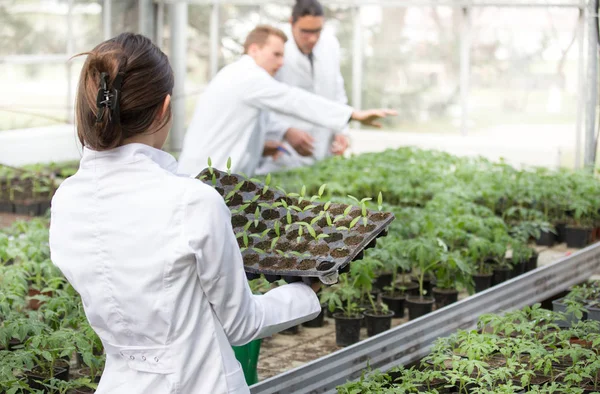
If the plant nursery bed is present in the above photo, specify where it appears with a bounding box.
[254,243,588,383]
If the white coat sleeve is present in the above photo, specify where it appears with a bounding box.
[264,112,290,141]
[183,185,321,346]
[242,70,353,133]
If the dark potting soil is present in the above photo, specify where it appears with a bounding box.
[254,241,271,251]
[329,205,345,216]
[310,243,330,256]
[215,187,225,196]
[357,224,376,234]
[325,233,343,243]
[371,212,389,222]
[331,248,350,258]
[276,242,291,251]
[259,257,278,268]
[288,241,309,253]
[261,209,280,220]
[243,254,260,266]
[348,209,362,219]
[297,259,317,270]
[335,218,352,228]
[240,181,257,192]
[275,257,297,270]
[311,205,323,214]
[260,190,275,200]
[227,194,244,207]
[221,175,238,185]
[344,236,362,246]
[231,215,247,227]
[244,202,259,214]
[248,222,267,233]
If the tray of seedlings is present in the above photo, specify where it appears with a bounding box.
[196,163,394,285]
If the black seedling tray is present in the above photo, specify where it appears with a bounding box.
[197,168,394,285]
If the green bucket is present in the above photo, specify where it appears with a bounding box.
[232,338,262,386]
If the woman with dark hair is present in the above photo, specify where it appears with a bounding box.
[49,33,321,394]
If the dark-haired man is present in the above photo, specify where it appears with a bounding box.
[257,0,353,174]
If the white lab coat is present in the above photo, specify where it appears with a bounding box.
[177,55,353,177]
[256,30,349,175]
[49,143,321,394]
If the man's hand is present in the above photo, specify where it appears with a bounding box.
[331,134,350,156]
[284,128,314,157]
[263,140,284,160]
[351,109,398,128]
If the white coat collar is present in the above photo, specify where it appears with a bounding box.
[80,143,178,173]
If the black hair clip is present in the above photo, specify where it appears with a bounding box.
[95,72,124,124]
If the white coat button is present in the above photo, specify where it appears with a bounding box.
[141,356,146,361]
[154,357,159,362]
[130,355,135,360]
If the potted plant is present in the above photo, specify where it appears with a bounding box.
[321,273,363,347]
[467,237,494,293]
[380,246,415,319]
[433,250,471,309]
[404,237,446,320]
[508,241,533,278]
[564,195,597,248]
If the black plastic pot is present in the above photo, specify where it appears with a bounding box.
[510,259,526,279]
[26,364,69,390]
[280,325,299,335]
[525,252,538,272]
[333,313,364,347]
[373,273,393,290]
[364,310,394,337]
[555,222,567,243]
[565,226,593,248]
[302,304,326,328]
[535,230,556,247]
[399,281,420,297]
[381,293,406,318]
[472,273,493,293]
[14,201,41,216]
[492,265,512,286]
[405,296,435,320]
[0,202,14,213]
[411,277,436,297]
[432,288,458,309]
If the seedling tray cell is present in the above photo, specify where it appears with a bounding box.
[197,168,394,284]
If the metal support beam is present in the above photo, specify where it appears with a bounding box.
[584,0,598,168]
[459,7,471,136]
[250,243,600,394]
[169,2,188,152]
[156,1,165,48]
[351,6,363,117]
[576,7,585,169]
[66,0,75,124]
[139,0,155,39]
[210,1,221,78]
[103,0,112,40]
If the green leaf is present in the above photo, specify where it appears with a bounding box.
[274,221,280,236]
[207,157,212,167]
[378,192,383,210]
[324,201,331,211]
[344,206,353,216]
[362,204,367,216]
[307,226,316,238]
[261,228,270,238]
[318,184,327,197]
[265,173,271,186]
[301,185,306,197]
[226,157,232,170]
[252,248,264,254]
[243,234,248,247]
[271,237,279,249]
[287,211,292,224]
[326,212,333,226]
[337,226,348,231]
[317,234,329,239]
[362,217,368,226]
[349,216,360,229]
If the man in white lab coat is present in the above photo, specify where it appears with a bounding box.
[178,25,395,177]
[257,0,353,174]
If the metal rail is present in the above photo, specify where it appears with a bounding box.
[250,243,600,394]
